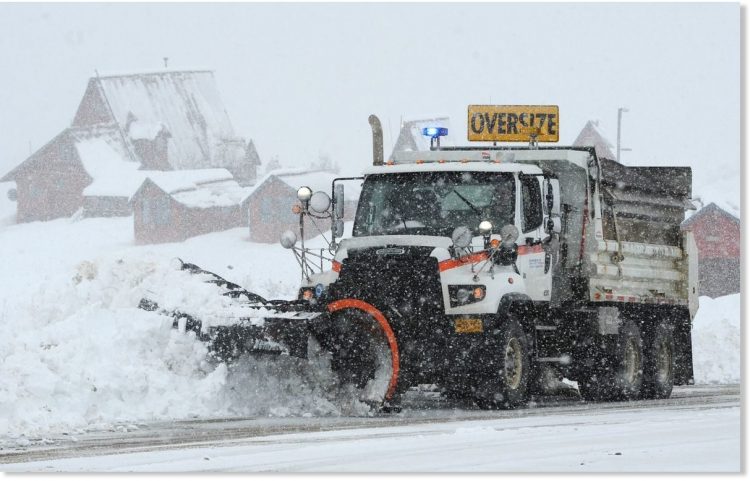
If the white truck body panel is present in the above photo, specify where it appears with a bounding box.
[306,147,695,319]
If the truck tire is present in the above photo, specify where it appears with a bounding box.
[324,303,398,411]
[474,317,531,409]
[579,319,643,402]
[641,321,675,399]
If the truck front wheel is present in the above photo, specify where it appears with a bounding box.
[474,317,531,409]
[579,319,644,402]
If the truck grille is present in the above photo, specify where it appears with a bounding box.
[332,246,443,321]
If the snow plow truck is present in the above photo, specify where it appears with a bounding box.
[141,105,698,411]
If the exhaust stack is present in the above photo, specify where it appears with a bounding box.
[368,114,384,166]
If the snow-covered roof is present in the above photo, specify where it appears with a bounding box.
[127,120,167,140]
[73,70,242,170]
[132,168,250,208]
[74,129,146,197]
[389,117,453,159]
[242,168,362,204]
[172,179,250,208]
[682,202,740,229]
[573,120,615,159]
[142,169,235,195]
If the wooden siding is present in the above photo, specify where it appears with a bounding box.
[245,177,357,244]
[687,210,740,260]
[133,180,244,244]
[11,133,91,222]
[682,205,740,298]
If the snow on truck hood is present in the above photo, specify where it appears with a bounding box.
[333,235,453,263]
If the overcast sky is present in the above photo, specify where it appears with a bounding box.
[0,3,739,198]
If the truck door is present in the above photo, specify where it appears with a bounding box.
[518,175,551,301]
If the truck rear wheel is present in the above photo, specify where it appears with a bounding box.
[324,301,399,411]
[641,321,675,399]
[579,319,643,402]
[474,317,531,410]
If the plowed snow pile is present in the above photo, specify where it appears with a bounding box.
[0,256,358,438]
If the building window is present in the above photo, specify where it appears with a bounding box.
[261,197,274,223]
[142,197,170,226]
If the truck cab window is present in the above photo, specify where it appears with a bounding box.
[353,172,515,238]
[521,176,543,233]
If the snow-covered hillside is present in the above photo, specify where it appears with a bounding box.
[0,215,741,438]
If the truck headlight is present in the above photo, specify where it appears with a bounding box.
[449,285,486,307]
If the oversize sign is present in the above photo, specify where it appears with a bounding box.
[467,105,559,142]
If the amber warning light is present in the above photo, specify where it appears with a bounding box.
[467,105,559,142]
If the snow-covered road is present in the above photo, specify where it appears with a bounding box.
[1,384,740,472]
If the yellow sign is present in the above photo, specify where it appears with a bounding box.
[467,105,559,142]
[454,318,483,334]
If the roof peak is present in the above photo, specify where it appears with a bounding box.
[93,69,214,81]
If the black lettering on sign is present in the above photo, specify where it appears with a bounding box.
[470,113,485,134]
[535,113,546,131]
[484,113,498,134]
[519,113,529,128]
[498,113,507,134]
[547,114,558,135]
[507,113,518,134]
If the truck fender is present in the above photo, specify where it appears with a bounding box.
[496,294,535,332]
[497,293,533,317]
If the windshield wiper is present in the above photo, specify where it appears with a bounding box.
[450,189,483,216]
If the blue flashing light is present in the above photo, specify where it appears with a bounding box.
[314,283,325,298]
[422,127,448,138]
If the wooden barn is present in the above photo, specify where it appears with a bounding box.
[573,120,616,159]
[681,203,740,298]
[242,169,361,244]
[131,169,249,244]
[1,70,260,223]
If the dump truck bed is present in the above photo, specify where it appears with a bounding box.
[588,158,698,317]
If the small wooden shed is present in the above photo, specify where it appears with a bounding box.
[681,203,740,298]
[131,169,249,244]
[242,169,361,244]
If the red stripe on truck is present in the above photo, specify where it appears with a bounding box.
[438,251,489,272]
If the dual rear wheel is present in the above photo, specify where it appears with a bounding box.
[579,318,675,402]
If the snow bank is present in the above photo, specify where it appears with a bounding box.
[692,294,741,384]
[0,217,362,439]
[0,256,355,438]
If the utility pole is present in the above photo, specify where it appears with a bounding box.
[617,107,632,163]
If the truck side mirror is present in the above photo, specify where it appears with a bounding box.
[544,178,561,216]
[333,219,344,238]
[334,184,345,219]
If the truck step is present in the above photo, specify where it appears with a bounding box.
[535,325,557,331]
[536,356,569,363]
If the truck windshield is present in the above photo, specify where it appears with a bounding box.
[353,171,516,238]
